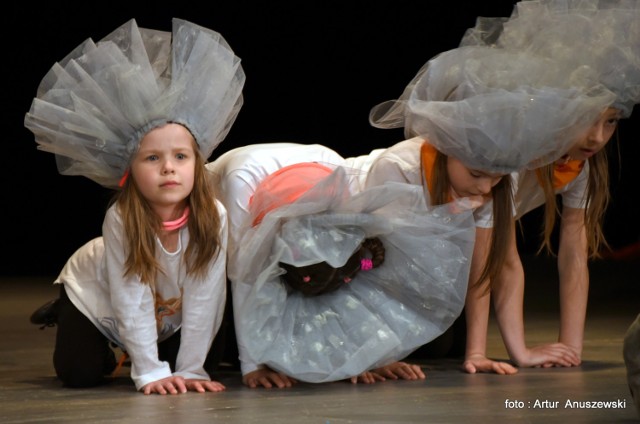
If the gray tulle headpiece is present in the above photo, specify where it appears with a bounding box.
[370,46,614,173]
[25,18,245,188]
[461,0,640,118]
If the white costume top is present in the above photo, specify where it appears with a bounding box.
[207,142,382,255]
[363,137,494,227]
[207,143,352,375]
[55,203,228,390]
[207,143,475,381]
[208,143,348,259]
[512,161,589,220]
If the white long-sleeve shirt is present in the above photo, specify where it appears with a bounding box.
[363,137,494,227]
[512,161,589,219]
[56,202,228,390]
[363,137,589,227]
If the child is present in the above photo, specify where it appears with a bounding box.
[209,156,475,386]
[458,0,640,374]
[24,19,245,394]
[364,41,615,363]
[366,43,613,279]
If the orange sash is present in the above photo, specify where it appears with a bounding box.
[420,141,438,201]
[420,141,490,210]
[535,159,584,190]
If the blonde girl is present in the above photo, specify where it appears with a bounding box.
[24,19,245,393]
[459,0,640,373]
[366,43,612,289]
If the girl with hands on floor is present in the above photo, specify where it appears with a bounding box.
[207,146,465,388]
[363,38,614,372]
[460,0,640,374]
[24,19,245,394]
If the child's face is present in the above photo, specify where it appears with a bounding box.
[131,123,196,216]
[447,157,503,200]
[565,107,620,161]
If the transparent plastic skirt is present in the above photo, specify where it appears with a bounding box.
[234,167,476,382]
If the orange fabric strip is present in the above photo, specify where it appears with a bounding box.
[420,141,438,200]
[536,159,585,190]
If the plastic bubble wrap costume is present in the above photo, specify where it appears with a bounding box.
[234,165,476,383]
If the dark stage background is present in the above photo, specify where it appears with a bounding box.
[5,1,639,277]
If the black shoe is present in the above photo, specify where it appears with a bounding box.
[30,299,60,329]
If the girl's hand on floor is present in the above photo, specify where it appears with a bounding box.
[185,378,226,393]
[463,354,518,375]
[371,362,426,380]
[142,375,187,395]
[243,367,297,389]
[349,371,386,384]
[515,343,581,368]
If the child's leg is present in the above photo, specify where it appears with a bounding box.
[53,285,116,387]
[624,313,640,418]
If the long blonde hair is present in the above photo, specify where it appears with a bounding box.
[114,138,222,284]
[431,151,513,287]
[536,149,610,258]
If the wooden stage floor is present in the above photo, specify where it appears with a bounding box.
[1,255,638,423]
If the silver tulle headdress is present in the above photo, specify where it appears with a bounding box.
[24,18,245,188]
[370,45,615,173]
[461,0,640,118]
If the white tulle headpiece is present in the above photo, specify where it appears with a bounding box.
[25,18,245,188]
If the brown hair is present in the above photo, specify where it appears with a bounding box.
[432,151,513,288]
[280,237,385,297]
[536,149,610,258]
[114,137,222,284]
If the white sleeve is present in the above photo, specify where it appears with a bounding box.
[233,279,264,376]
[473,200,495,229]
[217,170,266,375]
[174,201,228,381]
[364,154,417,189]
[102,206,172,390]
[363,139,424,190]
[560,162,589,210]
[215,166,258,265]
